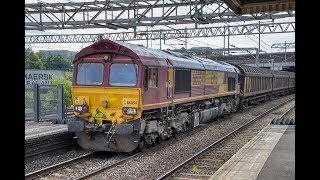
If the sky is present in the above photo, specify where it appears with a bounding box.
[25,0,295,54]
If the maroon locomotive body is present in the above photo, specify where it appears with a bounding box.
[68,39,294,152]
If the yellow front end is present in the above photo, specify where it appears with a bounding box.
[72,86,142,126]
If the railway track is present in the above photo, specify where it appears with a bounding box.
[25,152,96,180]
[25,122,204,180]
[74,126,212,180]
[25,132,76,158]
[25,95,294,180]
[155,97,295,180]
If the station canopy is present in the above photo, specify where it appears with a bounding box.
[224,0,295,14]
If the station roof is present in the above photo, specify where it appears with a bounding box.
[224,0,295,14]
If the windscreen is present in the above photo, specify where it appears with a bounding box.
[76,63,104,85]
[109,63,138,86]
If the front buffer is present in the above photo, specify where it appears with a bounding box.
[68,117,141,152]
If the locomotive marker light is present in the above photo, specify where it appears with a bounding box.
[103,55,111,61]
[82,105,88,112]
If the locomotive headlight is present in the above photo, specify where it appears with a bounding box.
[122,107,137,115]
[77,106,83,111]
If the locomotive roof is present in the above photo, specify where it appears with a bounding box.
[74,39,239,73]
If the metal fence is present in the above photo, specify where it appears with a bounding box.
[25,84,67,123]
[25,87,34,120]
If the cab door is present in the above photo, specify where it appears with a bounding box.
[166,59,174,104]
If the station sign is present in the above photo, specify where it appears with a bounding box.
[25,69,65,88]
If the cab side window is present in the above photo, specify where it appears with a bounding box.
[148,68,158,88]
[228,77,236,91]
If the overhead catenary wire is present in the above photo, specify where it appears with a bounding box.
[203,4,273,53]
[27,0,293,53]
[146,2,280,52]
[202,3,284,53]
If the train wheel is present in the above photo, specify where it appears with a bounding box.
[171,128,177,138]
[156,135,165,145]
[138,139,146,152]
[182,123,187,132]
[241,104,245,111]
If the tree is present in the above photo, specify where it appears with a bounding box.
[51,77,72,108]
[45,54,72,70]
[64,71,73,81]
[25,48,75,71]
[37,52,47,68]
[25,48,44,69]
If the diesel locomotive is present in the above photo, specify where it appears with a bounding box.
[67,39,295,152]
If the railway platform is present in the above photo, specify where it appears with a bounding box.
[25,121,68,140]
[209,124,295,180]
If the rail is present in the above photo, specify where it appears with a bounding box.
[155,97,295,179]
[25,152,96,180]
